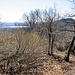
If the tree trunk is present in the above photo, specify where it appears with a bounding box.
[48,34,51,56]
[48,34,55,56]
[51,34,55,55]
[65,36,75,62]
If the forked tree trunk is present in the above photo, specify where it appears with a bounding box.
[65,36,75,62]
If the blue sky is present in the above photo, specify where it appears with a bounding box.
[0,0,73,22]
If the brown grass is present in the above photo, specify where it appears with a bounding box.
[0,30,75,75]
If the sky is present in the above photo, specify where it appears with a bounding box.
[0,0,73,22]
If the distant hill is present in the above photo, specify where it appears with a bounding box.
[60,18,75,23]
[58,18,75,30]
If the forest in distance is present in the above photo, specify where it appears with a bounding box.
[0,0,75,75]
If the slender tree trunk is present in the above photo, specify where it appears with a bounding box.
[51,34,55,55]
[48,34,51,55]
[65,36,75,62]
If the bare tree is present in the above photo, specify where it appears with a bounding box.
[43,8,60,56]
[23,10,42,30]
[22,8,60,56]
[34,9,43,24]
[68,0,75,4]
[58,17,75,62]
[61,0,75,62]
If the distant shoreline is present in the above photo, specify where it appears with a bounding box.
[0,22,29,28]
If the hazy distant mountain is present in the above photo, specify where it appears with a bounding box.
[0,22,24,26]
[0,22,29,28]
[0,22,29,32]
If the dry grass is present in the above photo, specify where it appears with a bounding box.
[0,30,75,75]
